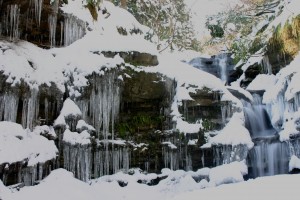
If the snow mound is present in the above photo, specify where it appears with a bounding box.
[210,112,253,149]
[247,74,276,92]
[10,169,94,200]
[76,120,96,132]
[209,161,248,187]
[54,98,82,126]
[60,0,157,55]
[0,41,65,91]
[0,121,58,166]
[289,155,300,172]
[63,129,91,145]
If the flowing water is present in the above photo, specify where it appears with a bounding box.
[244,94,289,178]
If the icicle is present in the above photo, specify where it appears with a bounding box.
[34,0,43,27]
[0,92,19,122]
[48,0,59,48]
[63,14,85,46]
[44,98,49,123]
[21,89,39,130]
[261,55,272,75]
[48,14,57,47]
[162,146,178,170]
[63,143,92,182]
[213,144,249,166]
[4,4,20,41]
[221,101,232,126]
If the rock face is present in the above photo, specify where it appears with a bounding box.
[0,0,232,186]
[188,53,236,84]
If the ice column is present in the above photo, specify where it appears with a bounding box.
[5,4,20,41]
[0,92,19,122]
[21,89,39,130]
[48,0,59,47]
[63,14,86,46]
[34,0,43,27]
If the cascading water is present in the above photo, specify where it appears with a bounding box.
[244,94,289,178]
[216,53,228,84]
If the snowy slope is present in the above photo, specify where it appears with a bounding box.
[2,167,300,200]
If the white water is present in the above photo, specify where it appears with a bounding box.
[216,54,228,84]
[248,142,288,177]
[244,94,276,138]
[243,93,289,177]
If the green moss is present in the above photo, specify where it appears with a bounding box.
[116,114,164,139]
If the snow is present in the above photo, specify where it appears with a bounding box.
[175,118,203,134]
[209,112,254,149]
[33,125,57,139]
[7,165,300,200]
[0,121,58,166]
[289,155,300,172]
[60,0,157,55]
[184,0,241,38]
[162,142,177,150]
[208,161,247,187]
[264,0,300,41]
[262,52,300,139]
[54,98,82,126]
[263,52,300,104]
[227,85,253,102]
[278,110,300,141]
[0,40,66,91]
[144,52,243,133]
[246,74,277,92]
[63,129,91,145]
[76,120,95,132]
[188,139,198,146]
